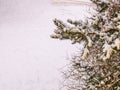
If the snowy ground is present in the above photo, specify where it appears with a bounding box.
[0,0,91,90]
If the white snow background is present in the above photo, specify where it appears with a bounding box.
[0,0,91,90]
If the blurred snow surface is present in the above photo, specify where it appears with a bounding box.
[0,0,91,90]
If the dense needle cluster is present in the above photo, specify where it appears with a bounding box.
[51,0,120,90]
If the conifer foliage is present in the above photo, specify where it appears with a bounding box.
[51,0,120,90]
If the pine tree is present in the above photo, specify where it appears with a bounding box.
[51,0,120,90]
